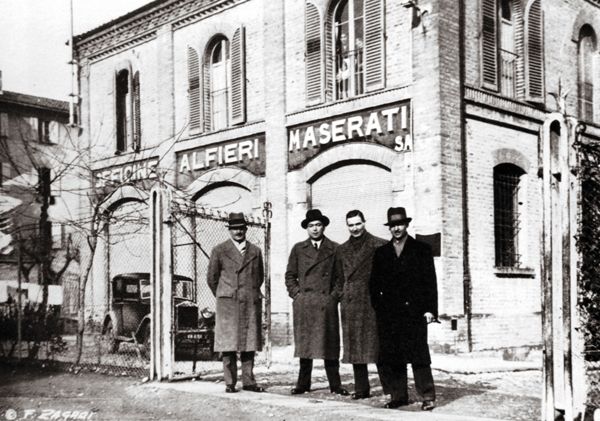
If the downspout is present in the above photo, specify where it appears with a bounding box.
[458,0,473,352]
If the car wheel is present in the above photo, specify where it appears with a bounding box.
[103,320,119,353]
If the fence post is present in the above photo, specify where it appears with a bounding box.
[262,201,272,368]
[150,185,173,381]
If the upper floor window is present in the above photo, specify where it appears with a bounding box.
[494,163,525,268]
[334,0,365,100]
[115,67,141,154]
[481,0,544,102]
[210,38,230,131]
[304,0,384,106]
[578,25,596,122]
[188,27,246,135]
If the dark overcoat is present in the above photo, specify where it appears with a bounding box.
[285,237,340,360]
[369,236,438,365]
[335,232,387,364]
[207,239,264,352]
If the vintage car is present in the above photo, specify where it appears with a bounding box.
[101,272,215,359]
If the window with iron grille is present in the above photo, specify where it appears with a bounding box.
[494,163,525,268]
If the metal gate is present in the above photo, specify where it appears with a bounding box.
[149,186,271,381]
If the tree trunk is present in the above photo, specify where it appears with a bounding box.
[75,234,97,366]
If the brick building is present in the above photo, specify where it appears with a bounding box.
[73,0,600,353]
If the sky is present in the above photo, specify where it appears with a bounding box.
[0,0,154,101]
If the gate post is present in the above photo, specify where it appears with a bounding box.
[150,185,174,381]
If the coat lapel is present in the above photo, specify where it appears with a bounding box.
[223,239,243,268]
[238,242,258,273]
[303,237,334,275]
[344,232,376,279]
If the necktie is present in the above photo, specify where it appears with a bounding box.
[313,242,318,250]
[240,244,246,255]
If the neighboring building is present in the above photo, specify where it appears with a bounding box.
[72,0,600,355]
[0,88,79,311]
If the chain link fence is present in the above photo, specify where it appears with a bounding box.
[574,138,600,414]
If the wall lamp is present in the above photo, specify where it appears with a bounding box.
[402,0,430,31]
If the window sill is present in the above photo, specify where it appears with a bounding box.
[494,266,535,278]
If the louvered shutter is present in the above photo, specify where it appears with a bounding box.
[202,59,211,131]
[325,10,334,102]
[305,2,323,105]
[187,47,201,131]
[513,0,525,99]
[481,0,498,90]
[525,0,544,102]
[132,71,141,151]
[364,0,385,92]
[230,26,246,125]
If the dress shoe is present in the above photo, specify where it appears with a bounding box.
[383,399,409,409]
[421,400,435,411]
[290,387,309,395]
[330,387,350,396]
[351,392,371,400]
[225,385,238,393]
[242,385,266,393]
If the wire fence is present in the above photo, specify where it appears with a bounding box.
[575,138,600,413]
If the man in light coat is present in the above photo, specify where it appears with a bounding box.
[370,207,438,411]
[285,209,349,396]
[335,209,387,400]
[207,212,265,393]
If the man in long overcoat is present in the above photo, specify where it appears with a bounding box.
[369,207,438,411]
[335,209,387,400]
[207,212,265,393]
[285,209,349,396]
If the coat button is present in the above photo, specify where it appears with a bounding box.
[405,301,410,306]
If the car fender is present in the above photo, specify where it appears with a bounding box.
[135,315,151,342]
[102,311,121,335]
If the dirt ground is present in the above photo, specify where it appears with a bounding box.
[0,361,541,421]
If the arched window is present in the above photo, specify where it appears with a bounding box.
[578,25,596,122]
[115,66,141,153]
[209,38,230,131]
[334,0,364,100]
[494,163,526,268]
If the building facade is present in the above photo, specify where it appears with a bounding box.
[0,87,80,313]
[73,0,600,353]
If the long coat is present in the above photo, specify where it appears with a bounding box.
[285,237,340,360]
[207,239,264,352]
[335,232,387,364]
[369,236,438,365]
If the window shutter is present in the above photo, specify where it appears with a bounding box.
[481,0,498,90]
[525,0,544,102]
[364,0,385,92]
[324,10,334,102]
[513,0,525,99]
[132,71,141,151]
[187,47,201,132]
[202,59,211,131]
[230,26,246,125]
[305,2,323,105]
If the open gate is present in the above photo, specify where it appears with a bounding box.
[149,185,271,381]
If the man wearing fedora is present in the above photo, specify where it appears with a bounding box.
[369,207,438,411]
[207,212,265,393]
[285,209,349,396]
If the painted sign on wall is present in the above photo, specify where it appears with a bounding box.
[94,157,159,188]
[288,101,411,170]
[176,134,265,189]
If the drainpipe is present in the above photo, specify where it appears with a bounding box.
[458,0,473,352]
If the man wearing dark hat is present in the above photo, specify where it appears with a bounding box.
[369,207,438,411]
[285,209,349,396]
[207,212,265,393]
[334,209,388,400]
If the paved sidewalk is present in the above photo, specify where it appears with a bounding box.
[148,380,511,421]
